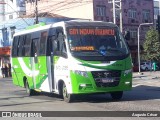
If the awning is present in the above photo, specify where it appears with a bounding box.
[0,46,11,56]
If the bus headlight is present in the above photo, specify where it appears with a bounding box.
[124,69,132,76]
[73,70,88,77]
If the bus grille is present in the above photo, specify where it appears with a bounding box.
[91,71,121,87]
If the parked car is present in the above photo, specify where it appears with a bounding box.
[140,62,152,71]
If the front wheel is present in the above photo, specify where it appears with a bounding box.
[62,83,74,103]
[110,91,123,100]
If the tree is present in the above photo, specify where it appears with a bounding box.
[143,28,160,62]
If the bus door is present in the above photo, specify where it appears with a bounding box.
[31,38,39,89]
[47,28,56,91]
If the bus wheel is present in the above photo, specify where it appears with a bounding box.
[62,83,74,103]
[110,91,123,100]
[25,81,35,96]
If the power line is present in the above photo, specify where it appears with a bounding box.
[25,0,92,16]
[42,0,92,17]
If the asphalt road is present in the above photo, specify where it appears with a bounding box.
[0,73,160,119]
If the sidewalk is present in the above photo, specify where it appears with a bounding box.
[133,71,160,80]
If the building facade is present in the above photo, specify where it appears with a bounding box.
[0,0,26,22]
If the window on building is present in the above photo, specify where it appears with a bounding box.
[128,9,137,19]
[130,30,137,39]
[96,5,106,16]
[143,10,150,20]
[154,8,159,16]
[9,15,13,19]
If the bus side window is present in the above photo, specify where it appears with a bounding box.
[47,35,56,56]
[39,31,48,56]
[12,36,19,57]
[55,32,67,58]
[24,34,31,57]
[31,39,39,57]
[17,36,25,57]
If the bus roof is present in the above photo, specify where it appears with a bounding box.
[13,20,117,37]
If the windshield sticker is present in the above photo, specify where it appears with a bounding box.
[69,28,115,36]
[71,46,94,51]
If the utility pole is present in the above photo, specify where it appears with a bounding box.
[35,0,39,24]
[109,0,123,32]
[137,23,153,74]
[119,0,123,32]
[113,0,116,24]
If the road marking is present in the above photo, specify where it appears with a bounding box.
[132,84,142,87]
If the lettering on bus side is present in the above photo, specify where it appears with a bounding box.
[55,65,68,71]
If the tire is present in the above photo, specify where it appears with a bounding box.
[25,81,36,96]
[62,83,74,103]
[110,91,123,100]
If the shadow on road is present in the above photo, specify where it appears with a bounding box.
[24,85,160,103]
[1,76,160,103]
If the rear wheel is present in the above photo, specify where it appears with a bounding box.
[110,91,123,100]
[62,83,74,103]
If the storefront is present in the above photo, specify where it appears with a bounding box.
[0,46,11,77]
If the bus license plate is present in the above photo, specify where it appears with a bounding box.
[102,78,114,83]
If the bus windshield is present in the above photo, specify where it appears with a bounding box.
[66,26,129,61]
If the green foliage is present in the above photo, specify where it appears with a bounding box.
[143,28,160,61]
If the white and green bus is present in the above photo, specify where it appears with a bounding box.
[11,20,132,102]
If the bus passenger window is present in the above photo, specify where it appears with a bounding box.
[17,36,24,57]
[31,39,38,57]
[12,36,19,57]
[39,31,47,56]
[24,34,31,57]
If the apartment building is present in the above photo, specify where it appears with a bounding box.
[0,0,26,22]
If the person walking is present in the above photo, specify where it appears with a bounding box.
[152,62,156,72]
[8,63,11,77]
[1,64,5,78]
[4,64,8,77]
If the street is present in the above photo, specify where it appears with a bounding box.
[0,71,160,119]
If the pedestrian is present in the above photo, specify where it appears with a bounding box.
[1,64,5,78]
[4,64,8,77]
[152,62,156,72]
[8,63,11,77]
